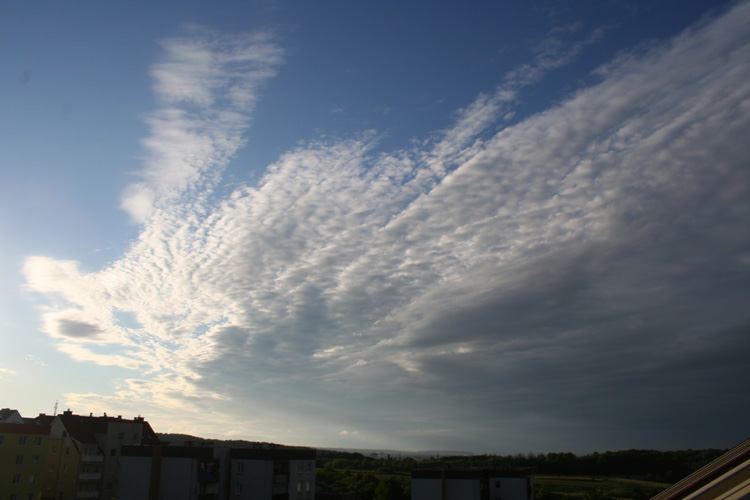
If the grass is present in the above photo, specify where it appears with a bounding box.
[533,475,670,500]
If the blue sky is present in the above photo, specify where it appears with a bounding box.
[1,0,748,454]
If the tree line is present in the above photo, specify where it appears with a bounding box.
[315,447,726,499]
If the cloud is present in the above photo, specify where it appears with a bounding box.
[24,355,48,367]
[121,26,284,223]
[55,319,104,339]
[24,3,750,452]
[503,23,604,88]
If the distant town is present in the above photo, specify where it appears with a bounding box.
[1,408,747,500]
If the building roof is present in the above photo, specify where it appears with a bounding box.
[0,408,23,423]
[412,467,533,480]
[231,447,316,461]
[122,444,217,459]
[56,411,160,445]
[0,423,51,435]
[33,414,56,427]
[650,438,750,500]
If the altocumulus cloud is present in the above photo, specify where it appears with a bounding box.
[24,4,750,452]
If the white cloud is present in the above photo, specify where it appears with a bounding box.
[121,27,284,223]
[24,355,47,367]
[23,2,750,452]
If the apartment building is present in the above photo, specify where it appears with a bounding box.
[411,467,533,500]
[0,422,50,500]
[49,410,160,499]
[117,443,316,500]
[230,447,316,500]
[4,407,317,500]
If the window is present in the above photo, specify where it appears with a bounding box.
[133,433,138,441]
[307,463,311,472]
[297,481,302,493]
[0,435,4,445]
[306,480,310,492]
[28,473,36,485]
[34,437,42,447]
[234,483,242,495]
[27,494,34,500]
[9,495,18,500]
[62,431,67,438]
[65,447,70,455]
[16,455,24,465]
[107,482,113,490]
[237,462,244,473]
[63,465,68,473]
[32,456,40,465]
[117,432,124,439]
[12,474,21,484]
[18,436,27,446]
[50,446,57,454]
[495,480,501,488]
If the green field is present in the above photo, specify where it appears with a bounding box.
[533,475,670,500]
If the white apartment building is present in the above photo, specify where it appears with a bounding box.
[411,467,533,500]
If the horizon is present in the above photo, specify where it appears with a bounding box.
[2,0,749,455]
[5,406,740,457]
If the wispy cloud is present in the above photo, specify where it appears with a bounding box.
[121,26,284,223]
[23,2,750,452]
[504,23,604,88]
[24,355,48,367]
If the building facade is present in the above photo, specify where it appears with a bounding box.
[3,407,317,500]
[0,422,50,500]
[47,410,161,499]
[411,468,533,500]
[117,444,316,500]
[230,448,316,500]
[117,444,229,500]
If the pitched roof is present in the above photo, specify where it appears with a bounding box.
[56,412,160,445]
[0,408,23,423]
[0,423,51,435]
[34,414,56,427]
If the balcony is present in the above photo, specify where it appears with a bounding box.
[199,472,219,483]
[78,473,102,481]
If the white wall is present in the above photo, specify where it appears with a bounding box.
[232,459,273,500]
[490,477,529,500]
[116,456,152,500]
[412,478,482,500]
[290,459,315,500]
[160,457,198,500]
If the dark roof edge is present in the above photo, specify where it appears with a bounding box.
[412,467,532,480]
[650,438,750,500]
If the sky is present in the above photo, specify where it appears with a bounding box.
[1,0,748,455]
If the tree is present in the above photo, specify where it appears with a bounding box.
[374,477,408,500]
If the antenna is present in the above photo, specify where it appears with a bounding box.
[53,400,58,415]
